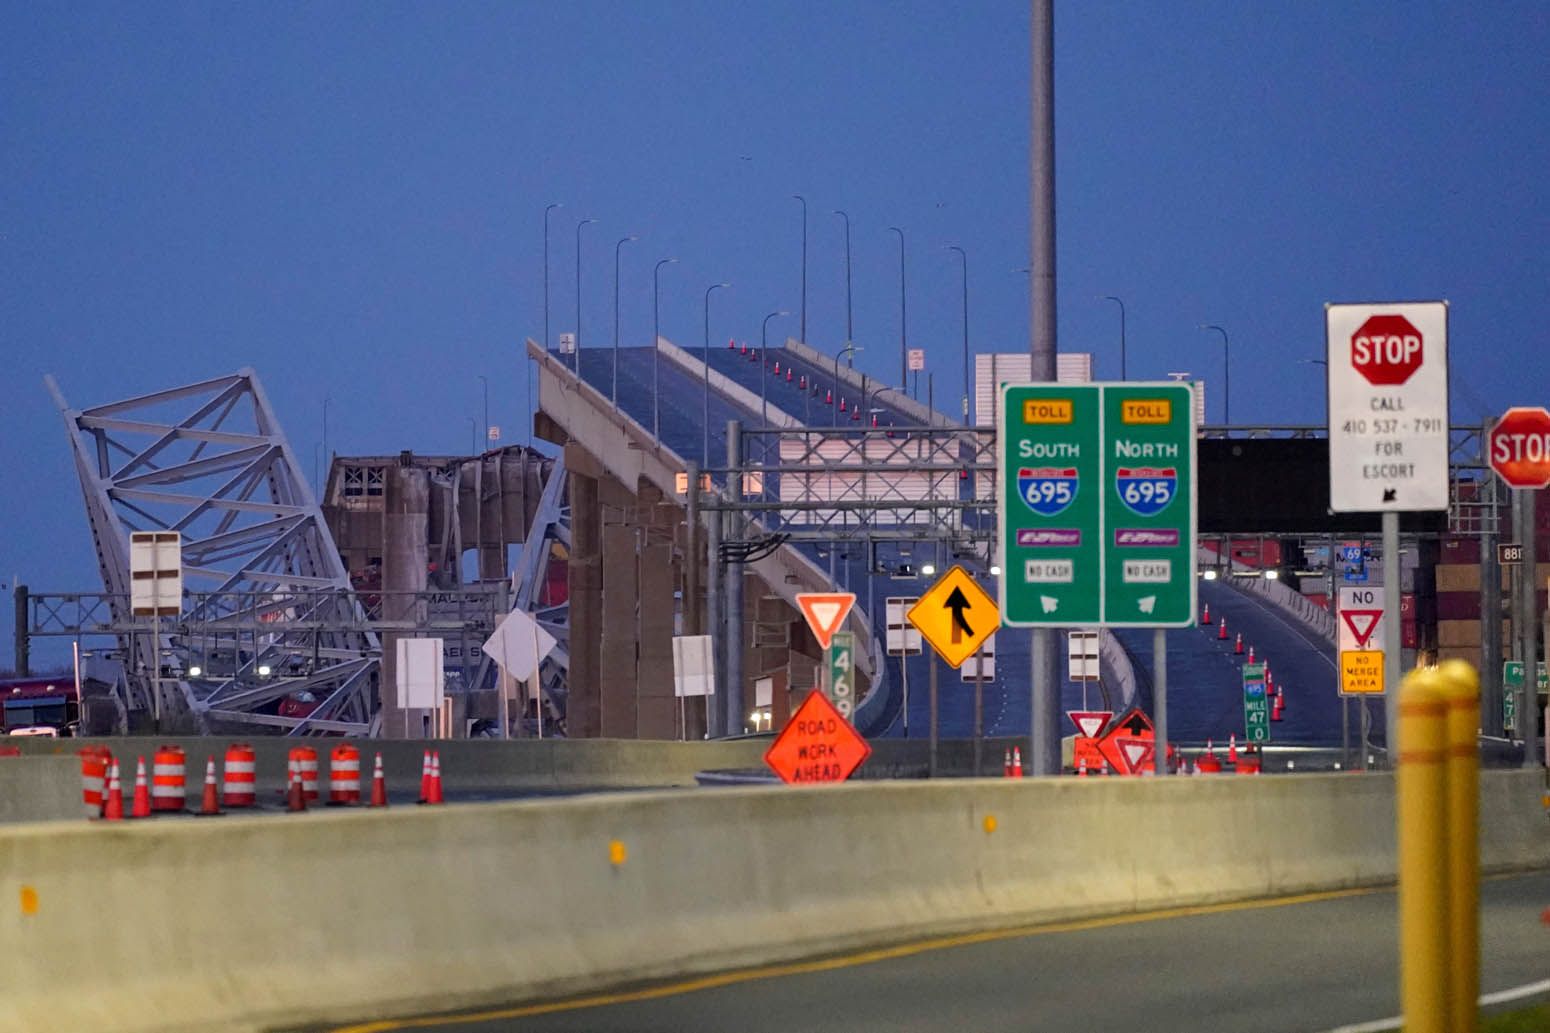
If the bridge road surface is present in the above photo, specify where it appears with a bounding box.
[312,869,1550,1033]
[578,346,1256,744]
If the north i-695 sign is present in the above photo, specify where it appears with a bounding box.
[998,382,1196,628]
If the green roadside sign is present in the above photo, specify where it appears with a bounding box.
[826,631,856,719]
[1243,662,1271,744]
[998,382,1197,628]
[1503,661,1547,732]
[1503,660,1548,691]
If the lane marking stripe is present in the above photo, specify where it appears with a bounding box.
[323,886,1381,1032]
[1318,976,1550,1033]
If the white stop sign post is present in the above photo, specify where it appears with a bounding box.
[1325,300,1450,764]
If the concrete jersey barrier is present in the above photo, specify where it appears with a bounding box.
[5,737,772,795]
[0,757,83,823]
[0,770,1544,1033]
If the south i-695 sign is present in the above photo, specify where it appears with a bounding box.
[998,382,1197,628]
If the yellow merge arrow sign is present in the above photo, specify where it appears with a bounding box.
[907,565,1000,669]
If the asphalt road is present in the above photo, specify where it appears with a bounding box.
[311,870,1550,1033]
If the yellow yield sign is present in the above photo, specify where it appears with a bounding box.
[907,565,1000,669]
[1340,650,1385,694]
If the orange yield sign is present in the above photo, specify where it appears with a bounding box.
[796,592,855,650]
[764,690,871,784]
[907,565,999,668]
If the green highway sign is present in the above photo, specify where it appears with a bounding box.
[826,631,856,719]
[1503,660,1548,691]
[1503,661,1547,732]
[998,382,1197,627]
[1243,662,1271,744]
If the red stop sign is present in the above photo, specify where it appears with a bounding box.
[1350,314,1425,386]
[1489,407,1550,489]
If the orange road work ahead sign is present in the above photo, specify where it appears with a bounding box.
[795,592,856,650]
[907,565,1000,668]
[764,691,871,784]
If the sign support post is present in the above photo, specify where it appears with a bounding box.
[1518,489,1539,769]
[928,653,939,778]
[1383,511,1402,754]
[1153,627,1168,775]
[972,649,983,778]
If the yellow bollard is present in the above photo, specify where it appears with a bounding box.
[1438,659,1481,1033]
[1397,666,1451,1033]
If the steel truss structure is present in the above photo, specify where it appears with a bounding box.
[709,423,1500,543]
[47,370,380,735]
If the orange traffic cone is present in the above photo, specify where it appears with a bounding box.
[1196,741,1223,773]
[417,749,432,804]
[1010,747,1023,778]
[1201,604,1211,625]
[1077,756,1088,777]
[1228,734,1239,764]
[369,752,388,808]
[286,759,307,812]
[1234,633,1244,655]
[1247,645,1256,664]
[131,756,152,818]
[1218,618,1228,641]
[102,760,124,821]
[1271,691,1285,722]
[1002,748,1012,777]
[428,751,444,804]
[195,756,222,816]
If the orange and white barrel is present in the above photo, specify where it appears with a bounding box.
[328,744,361,805]
[151,745,186,812]
[79,746,112,816]
[288,746,319,802]
[222,743,257,808]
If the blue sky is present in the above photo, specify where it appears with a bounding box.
[3,2,1547,666]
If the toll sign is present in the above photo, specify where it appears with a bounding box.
[764,691,871,784]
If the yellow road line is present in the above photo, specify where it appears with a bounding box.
[325,885,1382,1032]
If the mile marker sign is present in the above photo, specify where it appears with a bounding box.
[1326,302,1449,513]
[1489,407,1550,489]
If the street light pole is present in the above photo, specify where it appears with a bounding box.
[833,210,852,359]
[539,203,562,450]
[478,375,488,451]
[834,340,857,425]
[613,234,638,406]
[543,203,563,351]
[793,195,807,344]
[574,217,596,374]
[761,310,790,427]
[1101,295,1127,380]
[652,257,678,440]
[703,282,731,466]
[889,227,907,387]
[947,245,968,424]
[1199,324,1230,425]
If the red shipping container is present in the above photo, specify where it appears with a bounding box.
[1435,591,1482,622]
[1439,537,1482,564]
